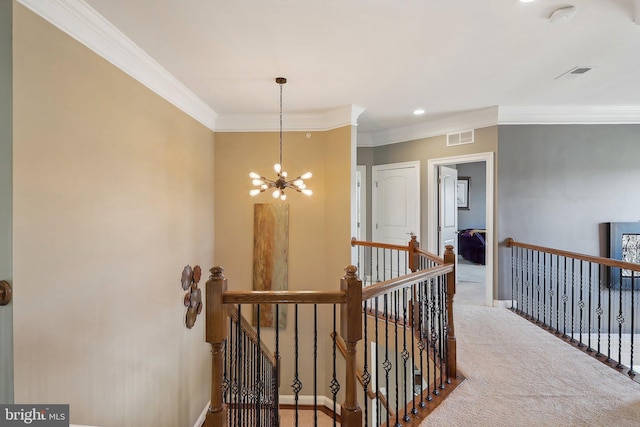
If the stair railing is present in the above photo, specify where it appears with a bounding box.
[507,238,640,380]
[202,237,459,427]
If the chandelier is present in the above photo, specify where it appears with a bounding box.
[249,77,312,201]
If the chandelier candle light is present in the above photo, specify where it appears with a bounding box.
[249,77,313,201]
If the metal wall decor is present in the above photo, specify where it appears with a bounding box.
[181,265,203,328]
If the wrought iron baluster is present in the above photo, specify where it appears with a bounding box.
[570,259,576,343]
[438,275,445,391]
[542,252,547,325]
[596,266,604,358]
[402,288,410,422]
[363,298,370,427]
[630,272,637,377]
[410,284,418,416]
[274,304,280,425]
[578,261,585,347]
[292,304,302,425]
[617,268,625,369]
[331,304,340,426]
[393,290,400,427]
[511,244,516,310]
[314,304,318,426]
[607,267,613,362]
[375,296,381,424]
[384,294,391,426]
[256,305,262,426]
[536,250,541,324]
[587,262,593,352]
[562,257,568,338]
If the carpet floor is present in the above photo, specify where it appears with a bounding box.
[422,261,640,426]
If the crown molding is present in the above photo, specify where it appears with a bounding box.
[215,105,365,132]
[498,106,640,124]
[17,0,218,130]
[358,106,499,147]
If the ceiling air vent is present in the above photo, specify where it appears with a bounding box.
[447,129,474,147]
[555,66,593,80]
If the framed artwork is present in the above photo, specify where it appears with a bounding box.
[609,222,640,290]
[457,177,470,210]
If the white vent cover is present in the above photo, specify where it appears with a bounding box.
[447,129,474,147]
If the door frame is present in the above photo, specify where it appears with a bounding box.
[427,152,495,307]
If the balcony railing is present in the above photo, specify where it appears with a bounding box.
[507,238,640,380]
[200,236,460,426]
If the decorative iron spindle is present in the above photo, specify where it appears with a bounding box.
[331,304,340,426]
[394,291,400,427]
[313,304,318,426]
[363,298,370,427]
[292,304,302,425]
[402,288,410,422]
[384,294,391,426]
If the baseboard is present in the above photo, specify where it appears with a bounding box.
[493,299,515,309]
[194,401,210,427]
[279,395,340,415]
[194,396,339,426]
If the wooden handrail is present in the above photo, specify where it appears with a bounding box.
[416,247,444,265]
[223,290,347,305]
[361,264,453,301]
[351,237,411,252]
[225,305,277,367]
[506,237,640,272]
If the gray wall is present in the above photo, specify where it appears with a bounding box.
[357,126,497,248]
[0,0,13,404]
[497,124,640,299]
[456,161,486,230]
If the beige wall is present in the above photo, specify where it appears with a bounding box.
[13,4,214,426]
[214,126,353,399]
[0,0,13,404]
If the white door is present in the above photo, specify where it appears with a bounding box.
[0,0,13,403]
[438,165,458,256]
[372,162,420,279]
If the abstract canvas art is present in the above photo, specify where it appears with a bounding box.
[609,222,640,290]
[253,204,289,328]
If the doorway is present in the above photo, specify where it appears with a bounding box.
[427,153,495,306]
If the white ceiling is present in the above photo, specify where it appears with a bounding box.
[21,0,640,145]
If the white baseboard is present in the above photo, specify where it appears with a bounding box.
[194,401,210,427]
[493,299,515,309]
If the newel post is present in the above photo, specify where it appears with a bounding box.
[408,234,419,273]
[204,267,228,427]
[340,265,363,427]
[444,245,457,379]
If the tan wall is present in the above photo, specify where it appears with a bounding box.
[0,0,13,404]
[214,126,353,399]
[13,4,214,426]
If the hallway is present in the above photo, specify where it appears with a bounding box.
[421,261,640,426]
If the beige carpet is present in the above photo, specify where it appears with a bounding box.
[422,265,640,427]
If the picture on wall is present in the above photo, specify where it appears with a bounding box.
[457,177,470,210]
[609,222,640,290]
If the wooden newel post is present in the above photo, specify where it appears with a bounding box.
[204,266,228,427]
[340,265,363,427]
[443,245,457,379]
[408,234,419,273]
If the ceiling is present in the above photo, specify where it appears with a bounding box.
[22,0,640,145]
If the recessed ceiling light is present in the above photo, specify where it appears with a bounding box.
[413,109,426,115]
[520,0,535,3]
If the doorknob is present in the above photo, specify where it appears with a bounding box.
[0,280,12,306]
